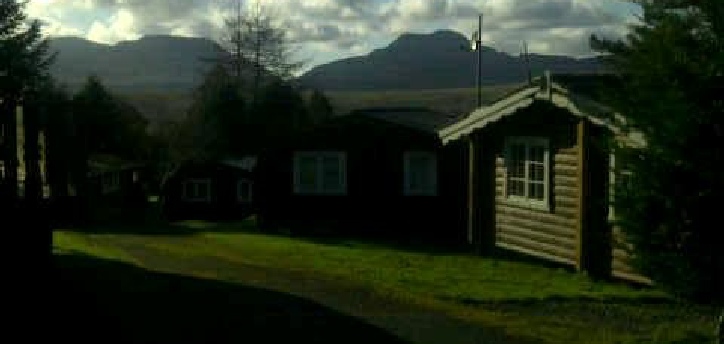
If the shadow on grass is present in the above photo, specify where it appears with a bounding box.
[52,252,410,344]
[57,215,263,236]
[437,294,718,344]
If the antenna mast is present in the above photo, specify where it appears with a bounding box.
[523,41,532,85]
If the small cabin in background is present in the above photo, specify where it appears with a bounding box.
[87,154,147,202]
[160,157,257,221]
[256,107,468,245]
[439,73,649,283]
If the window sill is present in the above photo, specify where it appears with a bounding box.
[403,192,438,197]
[183,198,212,203]
[504,197,550,212]
[293,192,348,196]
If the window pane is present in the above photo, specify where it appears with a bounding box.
[238,181,251,201]
[322,156,342,192]
[507,179,526,197]
[411,156,428,187]
[530,145,545,163]
[508,144,526,179]
[528,182,544,201]
[529,163,545,182]
[197,182,208,199]
[297,156,318,191]
[406,153,436,194]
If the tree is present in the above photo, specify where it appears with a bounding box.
[1,0,56,290]
[35,79,73,203]
[180,64,246,160]
[218,0,304,100]
[72,75,151,161]
[251,80,309,152]
[591,0,723,302]
[306,89,334,125]
[1,0,55,204]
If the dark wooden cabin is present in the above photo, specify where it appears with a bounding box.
[161,157,256,221]
[256,107,467,244]
[439,73,649,283]
[83,154,149,221]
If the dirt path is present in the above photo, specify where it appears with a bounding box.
[106,240,536,344]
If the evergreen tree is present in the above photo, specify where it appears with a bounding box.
[182,65,246,160]
[592,0,723,302]
[1,0,55,204]
[306,89,334,125]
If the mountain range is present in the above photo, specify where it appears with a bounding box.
[48,30,603,93]
[48,35,222,93]
[299,30,602,90]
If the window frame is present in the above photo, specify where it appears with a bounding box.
[503,136,551,210]
[101,172,121,194]
[293,151,347,195]
[237,178,253,203]
[181,178,212,203]
[403,151,438,196]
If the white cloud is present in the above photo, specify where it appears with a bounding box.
[87,9,140,43]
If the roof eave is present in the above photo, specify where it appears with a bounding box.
[438,82,626,145]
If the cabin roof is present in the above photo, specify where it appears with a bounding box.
[88,154,144,175]
[438,72,645,148]
[160,156,256,189]
[219,156,257,172]
[350,107,461,134]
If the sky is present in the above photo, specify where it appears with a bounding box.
[26,0,642,72]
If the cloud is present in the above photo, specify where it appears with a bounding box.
[87,8,140,43]
[25,0,639,68]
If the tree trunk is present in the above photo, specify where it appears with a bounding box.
[1,98,19,203]
[23,101,42,202]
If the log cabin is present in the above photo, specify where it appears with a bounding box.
[439,72,649,283]
[160,157,257,221]
[256,107,468,244]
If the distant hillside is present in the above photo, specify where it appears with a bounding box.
[299,30,603,91]
[48,35,224,93]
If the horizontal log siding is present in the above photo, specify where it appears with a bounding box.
[494,138,579,266]
[611,225,652,284]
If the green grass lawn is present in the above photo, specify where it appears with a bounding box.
[54,219,719,344]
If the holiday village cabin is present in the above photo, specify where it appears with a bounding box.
[86,154,147,207]
[438,72,649,283]
[160,157,256,221]
[256,107,468,244]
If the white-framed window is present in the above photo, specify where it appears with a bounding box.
[293,151,347,195]
[102,172,121,194]
[403,151,437,196]
[237,179,253,203]
[182,178,211,202]
[504,137,550,209]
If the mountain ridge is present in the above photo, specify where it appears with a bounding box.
[48,31,602,93]
[298,30,602,91]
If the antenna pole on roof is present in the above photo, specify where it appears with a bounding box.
[469,13,483,107]
[523,41,532,85]
[477,14,483,107]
